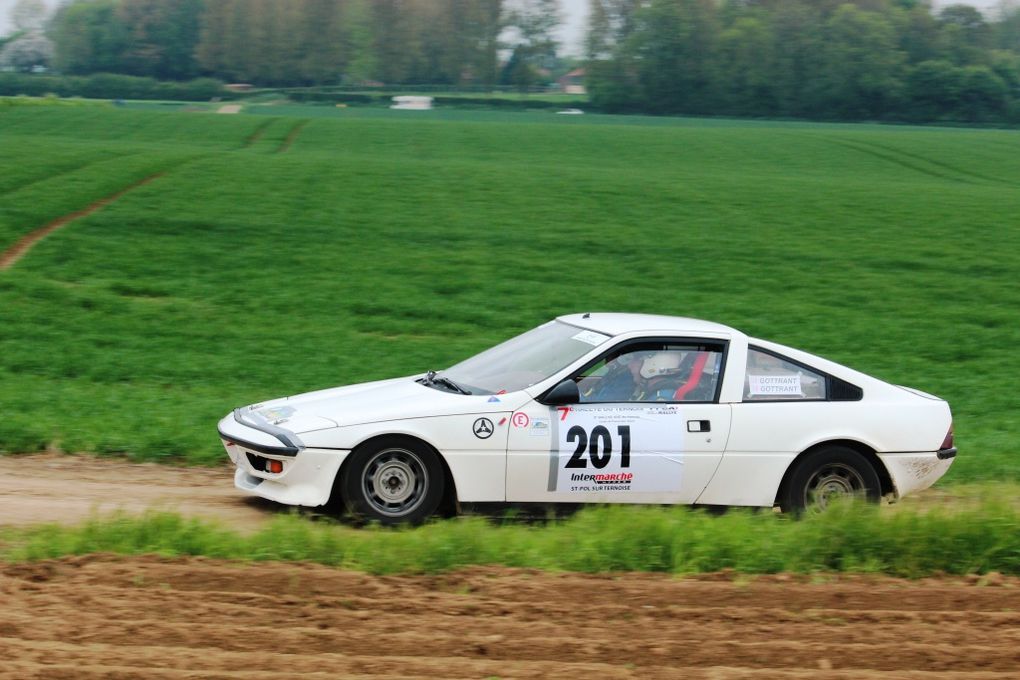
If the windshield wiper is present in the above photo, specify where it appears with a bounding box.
[433,375,471,395]
[419,370,471,395]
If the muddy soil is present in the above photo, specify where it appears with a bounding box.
[2,454,1019,678]
[2,556,1019,679]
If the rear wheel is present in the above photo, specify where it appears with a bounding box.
[342,437,445,525]
[780,445,881,514]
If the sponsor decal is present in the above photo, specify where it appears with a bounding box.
[748,374,802,396]
[498,417,507,426]
[511,412,530,428]
[571,330,610,346]
[552,406,683,494]
[472,417,494,439]
[529,417,550,437]
[569,471,633,484]
[258,406,295,423]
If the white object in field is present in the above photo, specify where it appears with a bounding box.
[557,108,584,115]
[390,96,433,110]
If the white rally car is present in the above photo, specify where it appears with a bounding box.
[218,313,956,523]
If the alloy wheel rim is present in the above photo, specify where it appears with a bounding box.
[804,462,867,511]
[363,448,427,516]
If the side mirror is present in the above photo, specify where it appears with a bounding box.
[541,379,580,406]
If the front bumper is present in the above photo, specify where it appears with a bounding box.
[220,408,302,456]
[218,411,349,508]
[229,448,348,507]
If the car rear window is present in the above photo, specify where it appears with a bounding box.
[743,348,826,401]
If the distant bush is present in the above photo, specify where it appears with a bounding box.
[286,90,378,104]
[282,89,589,111]
[0,94,107,108]
[0,73,227,102]
[431,95,588,111]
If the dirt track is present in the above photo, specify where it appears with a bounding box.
[2,454,1020,678]
[0,454,282,531]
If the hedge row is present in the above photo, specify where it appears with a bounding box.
[0,73,228,102]
[285,89,589,110]
[0,94,108,108]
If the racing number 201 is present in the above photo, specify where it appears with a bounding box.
[565,425,631,469]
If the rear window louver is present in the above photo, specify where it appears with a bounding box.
[829,378,863,401]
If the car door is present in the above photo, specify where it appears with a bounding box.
[505,338,732,504]
[697,345,845,507]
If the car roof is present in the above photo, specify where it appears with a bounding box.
[557,312,741,337]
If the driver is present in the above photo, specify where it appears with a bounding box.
[635,351,688,401]
[581,351,648,402]
[582,350,690,402]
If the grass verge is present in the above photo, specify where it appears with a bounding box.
[2,502,1018,577]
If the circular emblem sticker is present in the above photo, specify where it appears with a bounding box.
[511,412,530,428]
[472,417,494,439]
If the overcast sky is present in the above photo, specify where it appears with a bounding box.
[0,0,1010,54]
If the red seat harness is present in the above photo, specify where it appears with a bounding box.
[673,352,710,400]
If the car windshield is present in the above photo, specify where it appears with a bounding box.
[440,320,611,395]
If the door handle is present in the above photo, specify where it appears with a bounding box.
[687,420,710,433]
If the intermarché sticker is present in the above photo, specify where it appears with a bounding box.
[554,407,683,494]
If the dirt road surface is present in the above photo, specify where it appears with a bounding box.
[0,453,280,531]
[2,454,1019,678]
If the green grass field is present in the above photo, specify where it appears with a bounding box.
[4,501,1019,576]
[1,104,1018,483]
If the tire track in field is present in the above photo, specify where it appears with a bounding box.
[241,118,275,149]
[276,119,310,153]
[824,138,974,184]
[844,138,1015,187]
[0,173,163,271]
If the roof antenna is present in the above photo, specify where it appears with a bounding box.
[582,312,590,319]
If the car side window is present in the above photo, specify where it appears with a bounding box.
[575,343,723,403]
[743,348,826,401]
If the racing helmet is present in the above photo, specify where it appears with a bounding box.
[639,352,683,379]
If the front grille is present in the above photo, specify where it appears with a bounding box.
[246,452,268,471]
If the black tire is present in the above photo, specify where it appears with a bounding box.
[342,437,445,525]
[780,445,881,514]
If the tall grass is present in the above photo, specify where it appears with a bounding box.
[3,503,1018,577]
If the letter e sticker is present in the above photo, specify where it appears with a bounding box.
[511,412,530,428]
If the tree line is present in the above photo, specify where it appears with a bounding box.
[44,0,558,88]
[8,0,1020,122]
[587,0,1020,122]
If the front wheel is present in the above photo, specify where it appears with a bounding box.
[780,446,881,514]
[342,437,445,525]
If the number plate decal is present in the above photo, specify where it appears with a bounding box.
[548,406,683,493]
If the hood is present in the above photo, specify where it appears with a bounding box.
[249,376,528,433]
